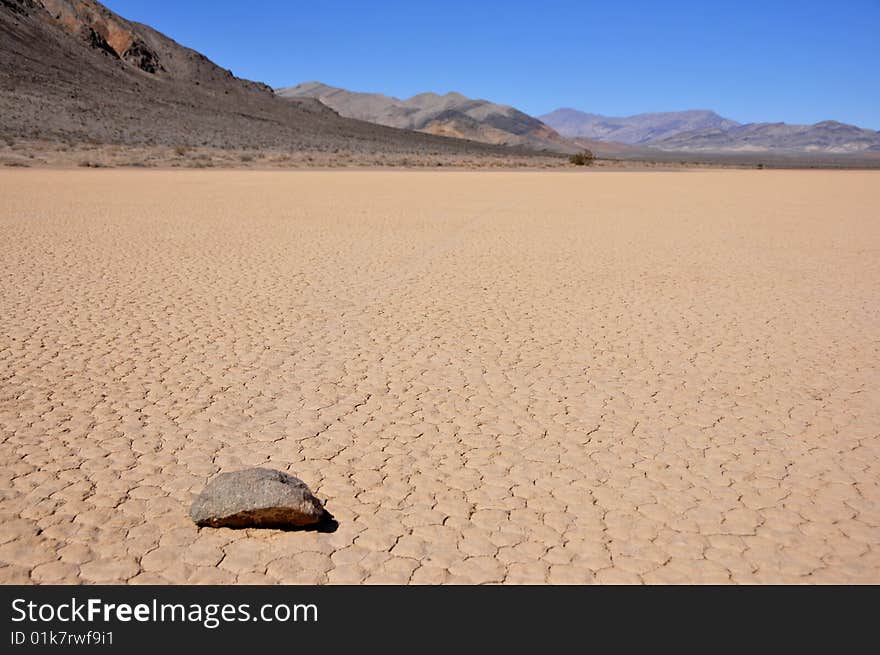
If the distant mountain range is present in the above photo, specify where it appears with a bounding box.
[278,83,880,156]
[277,82,578,153]
[541,107,880,154]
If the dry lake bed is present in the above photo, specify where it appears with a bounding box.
[1,169,878,584]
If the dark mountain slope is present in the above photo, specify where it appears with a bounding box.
[0,0,546,159]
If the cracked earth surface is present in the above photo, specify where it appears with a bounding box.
[1,169,878,584]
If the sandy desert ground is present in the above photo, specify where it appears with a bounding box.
[1,169,878,584]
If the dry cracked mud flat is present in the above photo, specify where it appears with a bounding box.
[1,169,878,585]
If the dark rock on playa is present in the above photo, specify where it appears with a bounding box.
[190,468,326,529]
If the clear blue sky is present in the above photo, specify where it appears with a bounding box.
[103,0,880,128]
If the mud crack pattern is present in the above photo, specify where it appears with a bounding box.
[1,170,878,584]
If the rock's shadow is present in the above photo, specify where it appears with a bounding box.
[279,509,339,533]
[194,509,339,532]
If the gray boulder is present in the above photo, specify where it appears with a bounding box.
[190,468,325,529]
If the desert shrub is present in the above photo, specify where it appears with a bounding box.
[173,145,188,157]
[569,150,595,166]
[239,154,254,162]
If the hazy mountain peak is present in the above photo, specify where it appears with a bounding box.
[540,107,740,144]
[289,81,337,93]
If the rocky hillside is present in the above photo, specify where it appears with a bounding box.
[278,82,579,153]
[0,0,548,159]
